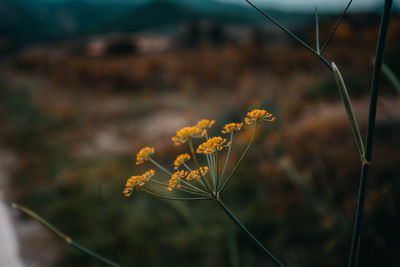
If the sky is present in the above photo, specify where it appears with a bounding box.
[219,0,400,12]
[15,0,400,13]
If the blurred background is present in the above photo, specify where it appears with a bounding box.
[1,0,400,266]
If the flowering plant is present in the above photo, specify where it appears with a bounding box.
[123,110,274,201]
[123,109,284,266]
[1,0,393,266]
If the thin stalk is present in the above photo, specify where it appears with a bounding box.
[207,153,217,191]
[150,179,209,196]
[244,0,332,70]
[148,157,172,176]
[216,198,284,267]
[347,1,393,266]
[219,132,234,190]
[214,152,219,193]
[141,188,211,201]
[332,62,367,164]
[188,138,214,196]
[219,122,258,194]
[204,133,215,186]
[2,200,121,267]
[183,162,209,192]
[206,153,214,178]
[183,163,193,172]
[315,7,320,54]
[180,180,210,195]
[320,0,353,54]
[148,157,209,195]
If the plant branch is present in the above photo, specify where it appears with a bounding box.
[214,152,219,193]
[315,7,320,54]
[218,132,234,190]
[332,62,367,163]
[150,179,209,196]
[244,0,332,70]
[320,0,353,54]
[347,1,393,266]
[141,188,211,201]
[188,138,214,196]
[0,200,121,267]
[148,158,209,195]
[148,157,172,176]
[219,122,258,194]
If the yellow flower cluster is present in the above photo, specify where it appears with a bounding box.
[173,153,191,170]
[196,136,228,154]
[168,170,188,191]
[186,166,209,181]
[172,126,205,145]
[196,119,215,129]
[221,122,243,134]
[123,169,155,197]
[136,147,155,165]
[123,110,276,196]
[244,109,275,125]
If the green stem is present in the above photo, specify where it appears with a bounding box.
[244,0,332,70]
[3,201,121,267]
[315,7,320,54]
[148,157,172,176]
[148,158,208,195]
[181,180,210,195]
[216,198,284,267]
[219,122,258,194]
[215,152,220,194]
[150,179,209,196]
[332,62,367,163]
[183,163,209,192]
[347,1,393,266]
[320,0,353,54]
[205,132,217,189]
[188,138,214,196]
[219,132,234,190]
[207,153,217,192]
[183,163,193,172]
[141,188,211,201]
[214,152,219,193]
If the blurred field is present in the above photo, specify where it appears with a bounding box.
[1,11,400,267]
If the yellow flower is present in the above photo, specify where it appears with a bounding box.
[136,147,155,165]
[244,109,276,125]
[196,119,215,129]
[196,136,228,154]
[172,126,205,145]
[186,166,209,181]
[173,153,191,170]
[123,169,155,197]
[141,169,155,182]
[168,170,188,191]
[221,122,243,134]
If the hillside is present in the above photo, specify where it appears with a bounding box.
[1,0,312,45]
